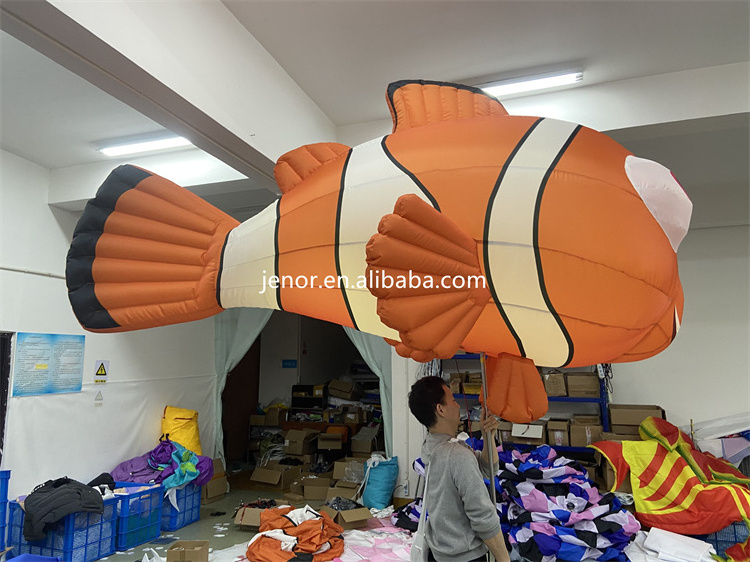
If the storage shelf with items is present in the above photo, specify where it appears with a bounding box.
[443,354,611,453]
[290,384,328,416]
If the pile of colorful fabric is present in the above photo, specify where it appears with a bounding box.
[592,417,750,561]
[111,435,213,489]
[495,445,640,562]
[245,505,344,562]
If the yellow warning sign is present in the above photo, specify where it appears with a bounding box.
[94,360,109,383]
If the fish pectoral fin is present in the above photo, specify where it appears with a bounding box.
[384,338,439,363]
[274,142,350,194]
[386,80,508,133]
[484,353,548,423]
[366,193,491,359]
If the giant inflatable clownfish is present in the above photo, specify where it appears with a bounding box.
[66,80,692,423]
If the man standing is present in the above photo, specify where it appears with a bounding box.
[408,376,510,562]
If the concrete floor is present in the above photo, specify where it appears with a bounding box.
[106,477,329,562]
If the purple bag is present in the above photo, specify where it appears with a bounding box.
[110,454,160,483]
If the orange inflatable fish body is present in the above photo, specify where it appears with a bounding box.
[66,80,692,422]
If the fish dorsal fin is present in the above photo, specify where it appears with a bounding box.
[274,142,350,194]
[386,79,508,133]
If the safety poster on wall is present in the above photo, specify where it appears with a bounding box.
[12,332,85,397]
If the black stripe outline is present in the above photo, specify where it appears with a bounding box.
[66,164,152,331]
[273,199,283,311]
[381,136,440,211]
[533,124,583,367]
[483,118,544,357]
[334,149,359,331]
[215,233,230,309]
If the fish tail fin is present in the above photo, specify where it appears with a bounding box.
[484,353,548,423]
[365,194,491,360]
[66,165,240,332]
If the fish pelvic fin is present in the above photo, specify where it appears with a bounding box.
[483,354,548,423]
[66,164,239,332]
[365,193,491,359]
[274,142,350,194]
[386,79,508,134]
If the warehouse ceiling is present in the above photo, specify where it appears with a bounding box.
[0,1,747,228]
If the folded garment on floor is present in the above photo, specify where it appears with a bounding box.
[626,530,716,562]
[644,528,716,562]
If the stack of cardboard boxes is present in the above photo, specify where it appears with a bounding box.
[249,405,288,427]
[248,428,319,489]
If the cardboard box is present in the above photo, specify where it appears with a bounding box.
[211,458,226,478]
[303,476,333,500]
[234,507,265,529]
[284,492,305,503]
[328,379,359,400]
[249,463,302,490]
[319,505,372,530]
[462,382,482,395]
[498,421,513,442]
[265,407,286,426]
[286,453,315,464]
[611,424,642,436]
[570,424,603,447]
[547,420,569,446]
[326,479,360,501]
[601,432,642,442]
[351,425,382,454]
[566,372,600,397]
[544,373,567,396]
[449,379,462,393]
[512,422,546,445]
[318,432,343,450]
[573,414,601,425]
[201,475,228,504]
[250,414,266,426]
[609,404,666,426]
[284,429,319,455]
[167,541,209,562]
[313,384,326,397]
[333,457,365,480]
[603,462,632,493]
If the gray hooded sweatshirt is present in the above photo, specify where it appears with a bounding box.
[421,431,502,562]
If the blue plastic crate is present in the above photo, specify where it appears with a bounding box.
[7,496,117,562]
[693,521,750,557]
[0,470,10,550]
[114,482,164,551]
[160,483,200,531]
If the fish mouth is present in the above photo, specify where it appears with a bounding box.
[625,155,693,252]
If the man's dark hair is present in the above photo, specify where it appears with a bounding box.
[408,376,449,428]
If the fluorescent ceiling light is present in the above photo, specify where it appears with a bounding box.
[99,136,193,157]
[481,71,583,98]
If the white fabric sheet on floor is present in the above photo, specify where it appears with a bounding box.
[625,530,716,562]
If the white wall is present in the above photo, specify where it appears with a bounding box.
[613,225,750,428]
[0,149,218,500]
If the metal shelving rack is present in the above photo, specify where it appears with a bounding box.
[449,354,610,453]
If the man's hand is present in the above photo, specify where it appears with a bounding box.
[481,407,500,467]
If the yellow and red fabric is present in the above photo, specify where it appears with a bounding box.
[591,417,750,536]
